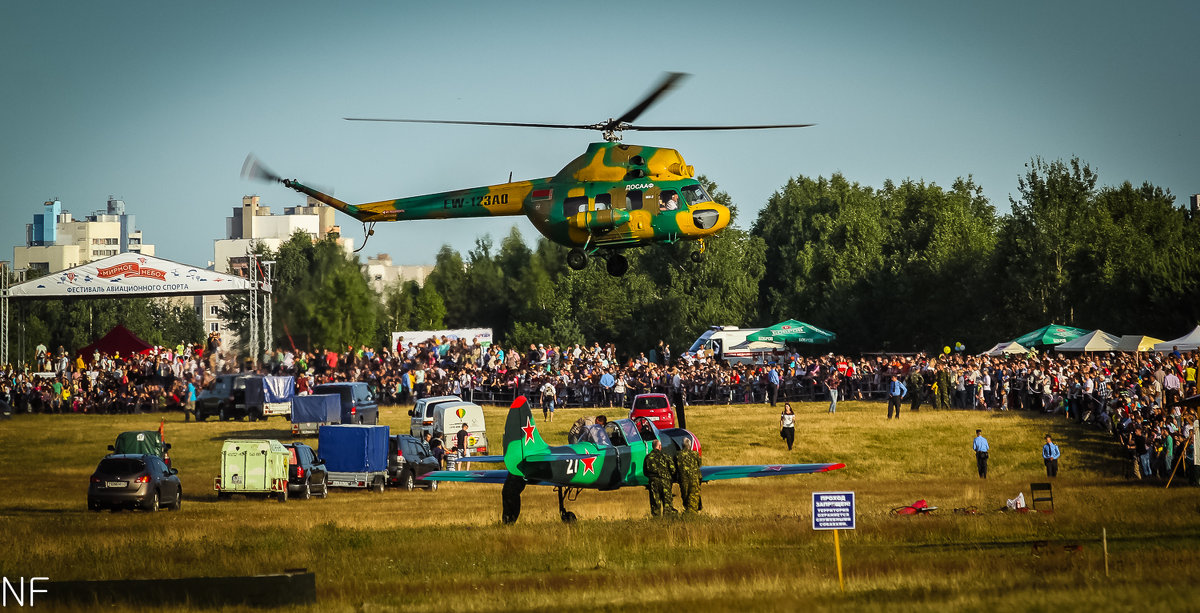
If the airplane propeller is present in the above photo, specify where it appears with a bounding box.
[344,72,814,142]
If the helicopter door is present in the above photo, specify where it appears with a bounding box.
[594,193,611,211]
[626,190,644,211]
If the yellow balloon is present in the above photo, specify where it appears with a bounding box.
[943,346,951,354]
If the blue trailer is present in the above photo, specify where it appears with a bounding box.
[318,424,390,491]
[244,375,295,420]
[291,394,342,435]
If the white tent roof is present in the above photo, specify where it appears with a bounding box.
[1153,325,1200,352]
[983,341,1028,357]
[6,253,259,299]
[1115,335,1164,352]
[1056,330,1121,352]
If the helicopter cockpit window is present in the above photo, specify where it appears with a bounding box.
[682,184,714,206]
[594,193,611,211]
[658,190,682,212]
[563,196,588,216]
[627,190,643,211]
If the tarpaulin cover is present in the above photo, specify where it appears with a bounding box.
[291,394,341,424]
[245,376,295,405]
[318,424,390,472]
[78,325,153,363]
[113,430,165,456]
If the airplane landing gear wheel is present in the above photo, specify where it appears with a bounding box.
[690,250,704,263]
[606,254,628,277]
[567,249,587,271]
[561,511,577,523]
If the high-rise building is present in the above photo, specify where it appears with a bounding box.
[197,195,351,345]
[13,197,155,274]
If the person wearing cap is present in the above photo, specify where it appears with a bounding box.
[1042,434,1060,477]
[973,429,989,478]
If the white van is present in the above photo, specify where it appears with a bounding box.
[408,395,462,437]
[685,326,785,364]
[431,401,489,455]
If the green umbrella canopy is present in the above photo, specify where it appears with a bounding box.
[747,319,836,344]
[1009,324,1090,347]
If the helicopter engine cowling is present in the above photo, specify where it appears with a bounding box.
[569,208,630,232]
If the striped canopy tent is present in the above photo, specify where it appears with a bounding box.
[1055,330,1121,352]
[1115,335,1164,352]
[1009,324,1090,348]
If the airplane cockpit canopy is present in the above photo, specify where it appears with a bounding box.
[578,424,611,447]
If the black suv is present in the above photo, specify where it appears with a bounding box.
[88,454,182,512]
[388,434,440,491]
[283,442,328,500]
[196,373,251,421]
[311,382,378,425]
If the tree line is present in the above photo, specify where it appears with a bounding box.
[228,156,1198,358]
[16,155,1194,362]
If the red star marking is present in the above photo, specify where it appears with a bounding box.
[765,465,783,472]
[522,418,536,444]
[580,456,597,475]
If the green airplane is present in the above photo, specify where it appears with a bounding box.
[242,73,812,276]
[422,396,845,523]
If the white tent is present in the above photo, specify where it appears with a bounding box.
[983,341,1028,357]
[1153,325,1200,352]
[1056,330,1121,352]
[1116,334,1164,352]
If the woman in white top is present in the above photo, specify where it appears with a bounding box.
[780,403,796,451]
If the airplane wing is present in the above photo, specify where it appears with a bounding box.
[700,462,845,482]
[460,455,505,463]
[419,470,556,486]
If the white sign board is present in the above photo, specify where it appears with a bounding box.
[812,491,856,530]
[7,253,256,298]
[392,328,493,351]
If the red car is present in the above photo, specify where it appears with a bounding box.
[628,393,676,428]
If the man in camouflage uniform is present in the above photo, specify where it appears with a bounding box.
[674,438,702,513]
[907,364,925,412]
[644,440,677,516]
[935,363,952,410]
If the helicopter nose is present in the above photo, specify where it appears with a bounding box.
[692,208,721,230]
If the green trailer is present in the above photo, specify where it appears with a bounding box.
[214,439,291,502]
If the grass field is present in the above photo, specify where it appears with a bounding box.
[1,400,1197,612]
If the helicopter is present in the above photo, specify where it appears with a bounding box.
[422,396,845,524]
[242,73,812,276]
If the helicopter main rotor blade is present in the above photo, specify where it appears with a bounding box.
[241,153,283,184]
[611,72,689,129]
[624,123,816,131]
[343,117,600,130]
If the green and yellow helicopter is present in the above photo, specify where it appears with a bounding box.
[242,73,811,276]
[422,396,845,523]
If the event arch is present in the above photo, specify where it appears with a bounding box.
[0,253,271,366]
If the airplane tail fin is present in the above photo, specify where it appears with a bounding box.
[502,396,549,477]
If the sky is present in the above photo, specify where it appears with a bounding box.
[2,1,1197,268]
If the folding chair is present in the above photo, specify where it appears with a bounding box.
[1030,482,1054,511]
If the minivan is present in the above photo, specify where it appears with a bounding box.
[311,382,378,425]
[429,401,488,455]
[408,395,462,437]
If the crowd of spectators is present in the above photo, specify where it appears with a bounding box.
[3,333,1196,485]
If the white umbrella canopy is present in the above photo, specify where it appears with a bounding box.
[1056,330,1121,352]
[982,341,1029,357]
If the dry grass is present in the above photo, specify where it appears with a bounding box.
[1,400,1197,611]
